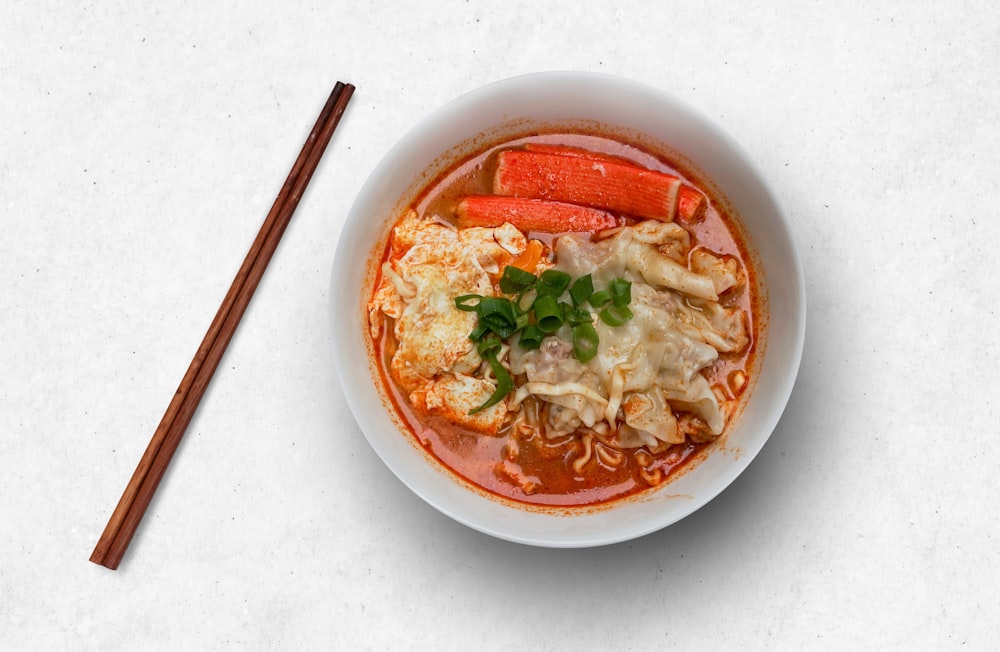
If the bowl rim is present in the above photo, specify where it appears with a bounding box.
[332,70,806,547]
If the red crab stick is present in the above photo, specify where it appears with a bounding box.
[524,142,637,163]
[498,146,707,223]
[522,143,708,222]
[456,196,619,233]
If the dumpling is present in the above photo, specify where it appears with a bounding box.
[514,221,746,445]
[691,249,743,295]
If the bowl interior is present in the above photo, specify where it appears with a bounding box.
[332,72,804,547]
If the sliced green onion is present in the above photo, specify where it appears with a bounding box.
[477,297,516,322]
[599,304,634,326]
[572,323,600,363]
[609,278,632,307]
[569,274,594,307]
[483,320,515,339]
[514,312,530,331]
[515,288,537,313]
[478,297,518,338]
[477,334,502,357]
[533,294,564,333]
[537,269,571,296]
[455,294,483,311]
[469,350,513,414]
[566,308,593,326]
[499,266,537,294]
[588,289,611,308]
[460,268,635,394]
[468,321,489,342]
[518,324,543,350]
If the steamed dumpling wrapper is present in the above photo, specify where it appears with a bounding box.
[508,222,748,447]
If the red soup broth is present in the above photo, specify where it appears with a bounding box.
[370,131,759,508]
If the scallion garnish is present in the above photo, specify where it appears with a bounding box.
[454,294,483,311]
[469,320,489,342]
[533,294,563,333]
[499,266,537,294]
[572,323,600,362]
[518,324,543,350]
[477,333,503,357]
[588,289,611,308]
[537,269,571,296]
[599,304,634,327]
[458,264,635,414]
[566,307,593,326]
[478,297,518,338]
[609,278,632,307]
[569,273,594,307]
[469,349,513,414]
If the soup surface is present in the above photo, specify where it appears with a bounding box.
[367,132,758,507]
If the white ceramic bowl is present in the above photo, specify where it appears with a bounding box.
[332,71,805,547]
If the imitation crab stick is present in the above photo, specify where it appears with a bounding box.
[497,147,707,223]
[522,143,707,222]
[523,142,636,164]
[456,196,619,233]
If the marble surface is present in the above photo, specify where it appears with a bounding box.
[2,2,998,649]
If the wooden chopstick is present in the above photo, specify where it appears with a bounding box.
[90,82,355,570]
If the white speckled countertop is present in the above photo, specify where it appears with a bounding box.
[2,2,998,649]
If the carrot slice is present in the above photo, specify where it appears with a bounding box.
[510,239,544,272]
[456,196,619,233]
[502,146,707,223]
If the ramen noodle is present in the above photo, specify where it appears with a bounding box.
[367,133,757,507]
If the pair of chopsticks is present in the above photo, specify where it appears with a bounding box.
[90,82,355,570]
